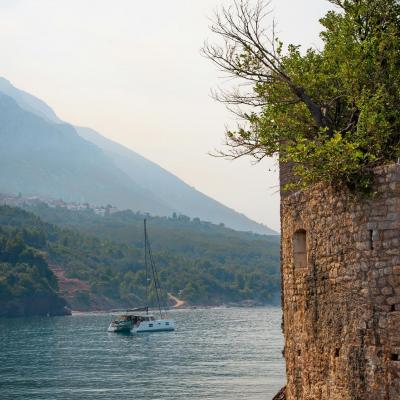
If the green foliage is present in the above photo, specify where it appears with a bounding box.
[208,0,400,192]
[0,223,68,317]
[1,205,280,308]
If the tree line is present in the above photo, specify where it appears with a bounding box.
[0,205,280,311]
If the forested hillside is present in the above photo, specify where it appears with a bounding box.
[24,202,279,265]
[0,205,280,313]
[0,226,69,317]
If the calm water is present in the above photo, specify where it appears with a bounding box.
[0,307,285,400]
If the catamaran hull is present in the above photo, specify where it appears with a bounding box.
[132,319,175,333]
[107,321,132,333]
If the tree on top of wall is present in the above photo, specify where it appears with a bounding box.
[202,0,400,193]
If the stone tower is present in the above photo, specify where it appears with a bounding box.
[280,164,400,400]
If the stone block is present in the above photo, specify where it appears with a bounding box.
[386,213,400,221]
[393,266,400,275]
[378,317,388,329]
[382,287,394,296]
[386,297,400,306]
[384,267,393,275]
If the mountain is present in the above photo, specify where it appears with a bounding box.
[76,126,276,234]
[0,77,276,234]
[0,77,60,123]
[0,93,171,214]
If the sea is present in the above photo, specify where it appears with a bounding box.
[0,307,286,400]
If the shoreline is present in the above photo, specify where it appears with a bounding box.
[70,302,282,315]
[0,303,282,319]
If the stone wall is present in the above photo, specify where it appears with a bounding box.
[281,164,400,400]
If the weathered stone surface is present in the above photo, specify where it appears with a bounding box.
[280,163,400,400]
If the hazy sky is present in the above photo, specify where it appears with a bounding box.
[0,0,334,231]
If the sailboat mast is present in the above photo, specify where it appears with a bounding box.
[144,219,149,314]
[144,219,163,319]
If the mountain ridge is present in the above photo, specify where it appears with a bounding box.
[0,78,277,234]
[0,92,172,214]
[76,126,276,234]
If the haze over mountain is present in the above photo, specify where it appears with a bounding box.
[0,92,171,215]
[0,77,276,234]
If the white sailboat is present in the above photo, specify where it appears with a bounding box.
[108,219,175,333]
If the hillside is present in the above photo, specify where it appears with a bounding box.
[0,226,69,317]
[26,203,279,266]
[0,205,280,312]
[0,77,276,234]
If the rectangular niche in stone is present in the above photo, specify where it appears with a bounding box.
[293,229,307,268]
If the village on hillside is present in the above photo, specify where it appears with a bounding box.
[0,193,119,217]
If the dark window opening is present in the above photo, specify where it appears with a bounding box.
[297,349,301,356]
[391,354,399,361]
[293,229,307,268]
[166,322,169,325]
[335,348,340,358]
[149,324,153,327]
[368,230,374,250]
[391,304,396,312]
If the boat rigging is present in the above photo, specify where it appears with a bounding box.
[108,219,175,333]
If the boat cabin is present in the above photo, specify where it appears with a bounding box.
[113,312,155,324]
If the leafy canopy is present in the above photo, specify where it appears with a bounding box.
[203,0,400,191]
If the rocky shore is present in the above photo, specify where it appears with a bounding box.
[0,293,71,318]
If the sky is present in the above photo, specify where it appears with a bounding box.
[0,0,334,231]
